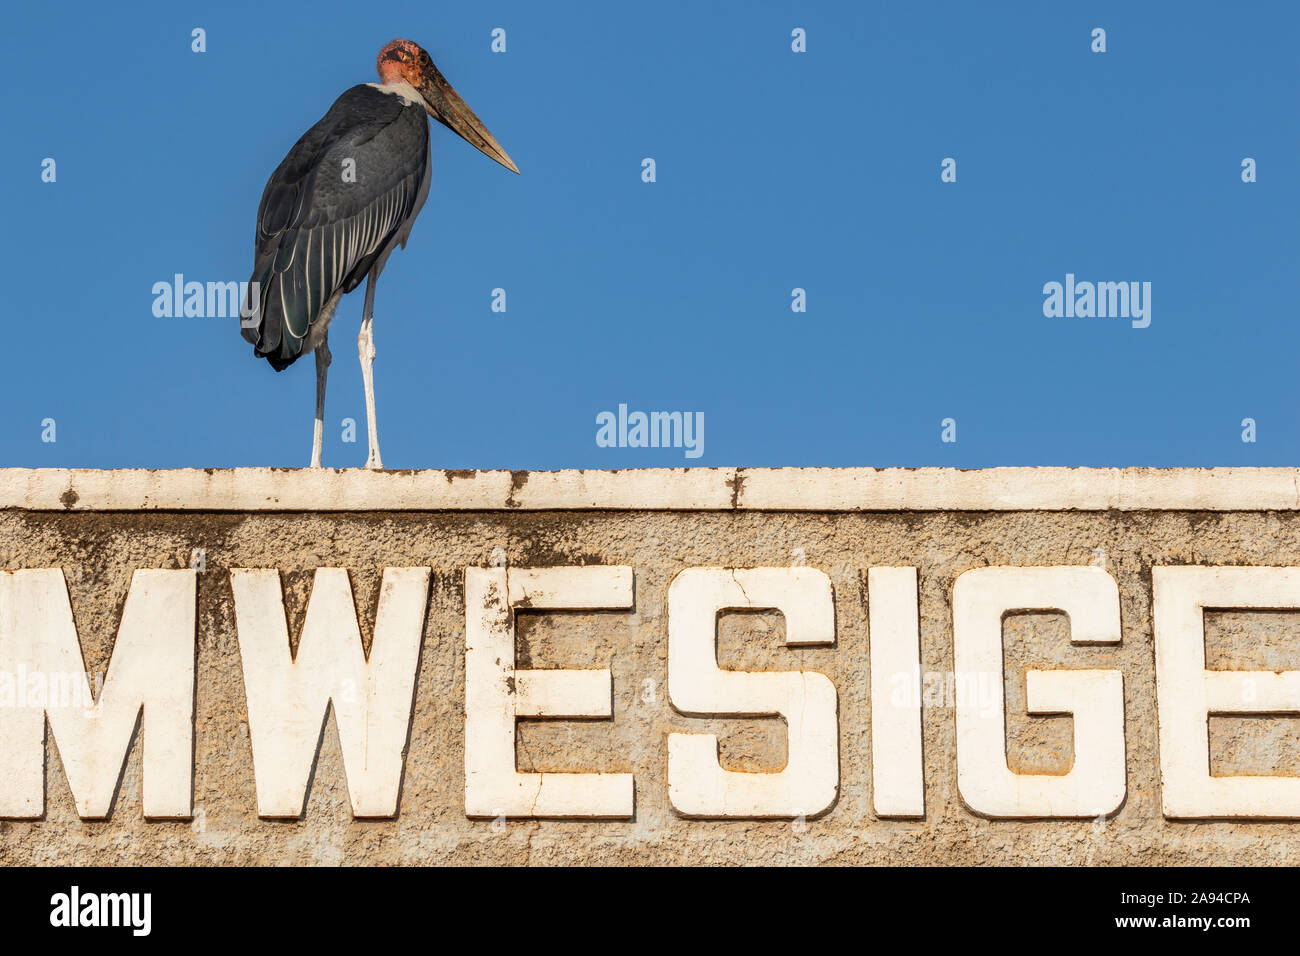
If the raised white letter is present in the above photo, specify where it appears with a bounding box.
[231,567,429,818]
[869,567,924,817]
[464,566,634,818]
[667,567,838,818]
[953,566,1124,818]
[0,569,196,819]
[1154,566,1300,818]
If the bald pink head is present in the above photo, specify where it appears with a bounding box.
[376,38,431,86]
[373,37,519,175]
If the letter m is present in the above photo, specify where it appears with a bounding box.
[0,569,196,819]
[207,281,240,318]
[650,411,682,449]
[1098,281,1128,318]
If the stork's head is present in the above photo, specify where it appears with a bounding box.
[377,38,519,174]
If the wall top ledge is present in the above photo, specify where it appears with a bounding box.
[1,467,1297,512]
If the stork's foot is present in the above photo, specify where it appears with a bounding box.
[364,452,384,470]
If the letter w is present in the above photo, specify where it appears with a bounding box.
[231,568,429,818]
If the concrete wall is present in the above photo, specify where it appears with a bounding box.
[2,467,1300,865]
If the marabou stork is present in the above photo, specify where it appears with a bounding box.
[242,38,517,468]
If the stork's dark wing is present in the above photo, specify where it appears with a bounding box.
[243,84,429,370]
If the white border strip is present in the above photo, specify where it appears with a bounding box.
[0,467,1297,512]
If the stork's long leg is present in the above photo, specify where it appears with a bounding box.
[358,265,383,470]
[310,333,331,467]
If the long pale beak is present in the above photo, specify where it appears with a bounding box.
[419,67,519,174]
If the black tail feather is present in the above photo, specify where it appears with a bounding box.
[241,263,305,372]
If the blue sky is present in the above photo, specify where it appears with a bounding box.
[2,0,1296,469]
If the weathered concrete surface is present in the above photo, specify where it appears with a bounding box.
[7,466,1300,511]
[2,468,1300,864]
